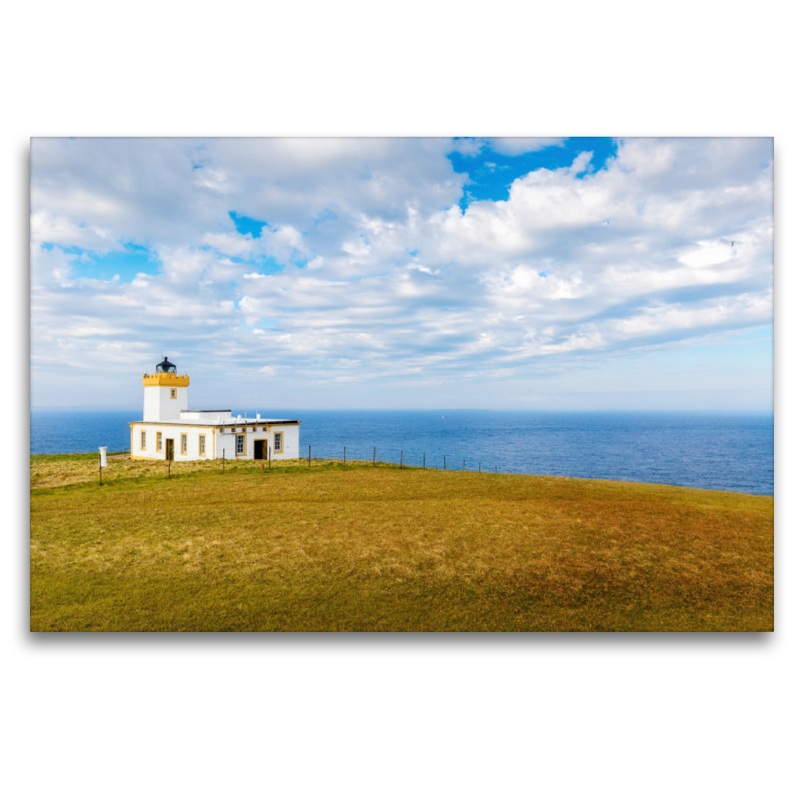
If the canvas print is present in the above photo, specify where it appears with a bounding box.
[30,137,774,631]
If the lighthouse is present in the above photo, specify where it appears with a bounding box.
[142,357,190,421]
[130,357,300,462]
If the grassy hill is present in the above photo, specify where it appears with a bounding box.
[30,454,774,632]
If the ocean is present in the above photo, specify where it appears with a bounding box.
[29,409,774,496]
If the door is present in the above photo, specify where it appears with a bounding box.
[254,440,264,460]
[166,438,174,461]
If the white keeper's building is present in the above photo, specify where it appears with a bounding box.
[130,358,300,461]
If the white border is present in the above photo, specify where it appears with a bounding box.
[8,3,795,798]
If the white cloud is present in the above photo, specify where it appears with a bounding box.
[448,138,484,156]
[29,137,773,408]
[678,240,734,269]
[31,211,120,253]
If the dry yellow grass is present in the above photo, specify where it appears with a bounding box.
[30,454,774,631]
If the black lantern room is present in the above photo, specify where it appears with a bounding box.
[155,357,177,374]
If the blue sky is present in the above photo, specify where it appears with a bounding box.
[40,242,154,282]
[229,211,267,238]
[30,137,773,410]
[448,137,618,208]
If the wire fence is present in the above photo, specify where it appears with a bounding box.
[300,444,510,475]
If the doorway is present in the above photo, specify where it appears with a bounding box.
[165,438,174,461]
[254,439,265,460]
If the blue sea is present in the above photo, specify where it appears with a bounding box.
[30,409,774,496]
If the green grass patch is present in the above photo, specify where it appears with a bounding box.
[30,455,774,631]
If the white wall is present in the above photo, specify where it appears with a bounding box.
[213,423,300,460]
[131,422,300,461]
[276,424,300,459]
[143,385,188,422]
[181,410,230,421]
[131,423,215,460]
[215,429,235,460]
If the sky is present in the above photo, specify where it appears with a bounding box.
[30,137,773,411]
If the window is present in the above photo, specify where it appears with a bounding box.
[170,388,177,399]
[274,431,283,453]
[236,434,245,455]
[140,430,146,450]
[180,433,188,455]
[199,434,206,456]
[157,432,163,452]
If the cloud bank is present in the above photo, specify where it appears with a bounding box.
[30,137,773,409]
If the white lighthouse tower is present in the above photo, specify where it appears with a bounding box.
[142,357,190,422]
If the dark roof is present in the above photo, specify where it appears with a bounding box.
[156,357,177,373]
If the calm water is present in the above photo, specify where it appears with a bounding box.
[30,409,774,496]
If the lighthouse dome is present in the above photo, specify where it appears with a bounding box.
[155,357,177,374]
